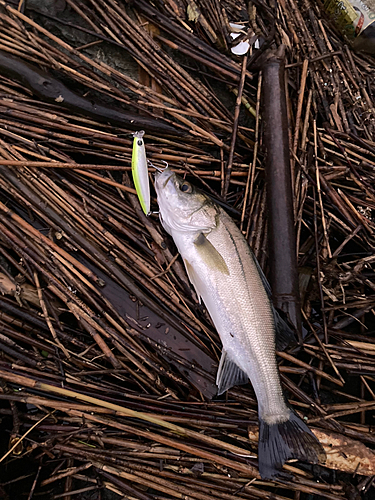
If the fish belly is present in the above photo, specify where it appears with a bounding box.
[166,209,325,480]
[172,213,289,421]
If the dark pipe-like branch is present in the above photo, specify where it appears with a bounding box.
[262,46,302,339]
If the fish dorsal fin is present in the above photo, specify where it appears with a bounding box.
[251,251,272,297]
[251,251,296,350]
[273,308,297,351]
[216,350,248,395]
[184,259,202,304]
[194,233,229,275]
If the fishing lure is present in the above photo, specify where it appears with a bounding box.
[131,130,150,215]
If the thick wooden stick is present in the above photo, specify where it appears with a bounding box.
[262,46,302,337]
[0,50,182,135]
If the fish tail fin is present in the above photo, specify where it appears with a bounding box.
[258,412,326,479]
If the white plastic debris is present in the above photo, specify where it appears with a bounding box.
[229,22,250,55]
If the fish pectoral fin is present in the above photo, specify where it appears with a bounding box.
[216,350,248,395]
[193,233,229,275]
[184,259,202,303]
[273,308,297,351]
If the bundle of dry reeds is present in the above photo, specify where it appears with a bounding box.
[0,0,374,499]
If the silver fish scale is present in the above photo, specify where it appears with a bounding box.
[174,207,290,422]
[155,169,326,477]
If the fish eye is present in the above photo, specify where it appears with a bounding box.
[137,140,143,146]
[180,183,192,193]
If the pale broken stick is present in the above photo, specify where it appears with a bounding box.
[248,425,375,476]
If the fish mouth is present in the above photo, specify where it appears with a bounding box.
[154,167,174,189]
[162,172,174,189]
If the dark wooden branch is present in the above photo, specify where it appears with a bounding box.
[0,50,183,135]
[262,46,302,337]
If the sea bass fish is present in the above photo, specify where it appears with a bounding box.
[155,168,325,479]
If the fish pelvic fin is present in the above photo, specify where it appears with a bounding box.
[216,350,248,395]
[184,259,202,303]
[193,233,229,275]
[258,412,326,480]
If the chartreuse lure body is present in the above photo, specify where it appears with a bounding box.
[131,130,150,215]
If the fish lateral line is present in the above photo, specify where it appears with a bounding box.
[154,168,326,479]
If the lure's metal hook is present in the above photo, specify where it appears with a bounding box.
[148,159,168,173]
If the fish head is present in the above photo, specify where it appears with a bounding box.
[155,168,218,233]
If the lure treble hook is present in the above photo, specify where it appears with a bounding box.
[148,159,168,173]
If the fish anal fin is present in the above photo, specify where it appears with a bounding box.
[184,259,202,304]
[216,350,248,395]
[194,233,229,275]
